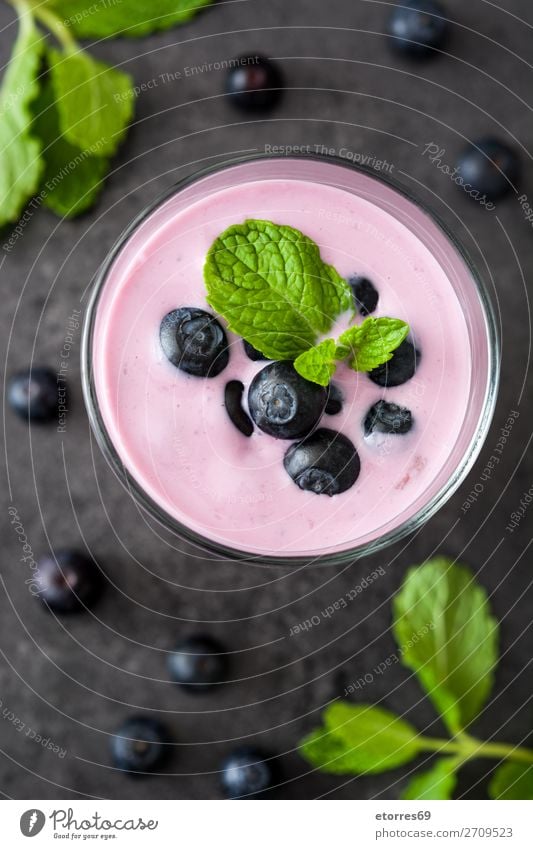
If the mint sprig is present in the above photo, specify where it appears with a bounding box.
[294,317,409,386]
[204,220,353,360]
[299,558,533,800]
[204,220,409,375]
[0,0,214,226]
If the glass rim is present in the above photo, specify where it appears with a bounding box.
[81,152,500,567]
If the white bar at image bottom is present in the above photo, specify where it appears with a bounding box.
[2,799,533,847]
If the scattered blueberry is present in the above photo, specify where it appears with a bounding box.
[243,339,269,361]
[369,340,420,387]
[221,746,279,799]
[111,717,171,775]
[325,383,343,416]
[168,635,228,692]
[248,362,327,439]
[364,400,413,436]
[34,550,104,613]
[349,276,379,316]
[160,308,229,377]
[225,381,254,437]
[284,428,360,496]
[387,0,449,57]
[456,138,520,201]
[225,55,283,112]
[8,367,58,423]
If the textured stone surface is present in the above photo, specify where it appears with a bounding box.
[0,0,531,800]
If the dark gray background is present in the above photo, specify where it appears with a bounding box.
[0,0,532,800]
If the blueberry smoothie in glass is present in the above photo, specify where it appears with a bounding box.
[82,156,498,562]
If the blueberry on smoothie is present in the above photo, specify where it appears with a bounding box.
[225,381,254,437]
[325,383,343,416]
[284,428,360,496]
[369,339,420,387]
[456,138,520,201]
[34,550,104,613]
[160,308,229,377]
[168,635,228,692]
[248,361,327,439]
[8,367,58,423]
[243,339,269,361]
[220,746,279,799]
[349,276,379,316]
[387,0,449,57]
[364,400,413,436]
[225,55,283,111]
[111,717,171,775]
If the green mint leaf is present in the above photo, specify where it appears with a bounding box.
[31,77,109,217]
[204,220,353,360]
[489,762,533,800]
[0,9,44,227]
[337,317,409,372]
[48,47,134,157]
[46,0,214,39]
[294,339,337,386]
[393,558,499,735]
[402,758,459,800]
[300,703,422,774]
[299,729,374,775]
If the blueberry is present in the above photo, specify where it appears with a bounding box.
[225,55,283,112]
[456,138,520,201]
[243,339,269,361]
[160,308,229,377]
[168,635,228,692]
[34,550,104,613]
[349,276,379,316]
[111,717,171,775]
[225,381,254,437]
[368,340,420,387]
[8,367,58,423]
[221,747,278,799]
[364,400,413,436]
[284,428,360,496]
[248,361,327,439]
[387,0,449,57]
[325,383,343,416]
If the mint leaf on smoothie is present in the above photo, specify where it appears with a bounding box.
[205,220,353,360]
[337,317,409,373]
[0,10,44,227]
[294,317,410,385]
[294,339,338,386]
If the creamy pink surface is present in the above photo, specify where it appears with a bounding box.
[92,173,472,556]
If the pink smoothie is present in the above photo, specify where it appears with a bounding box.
[91,159,476,558]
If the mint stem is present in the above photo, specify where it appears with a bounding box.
[30,2,79,52]
[420,735,533,765]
